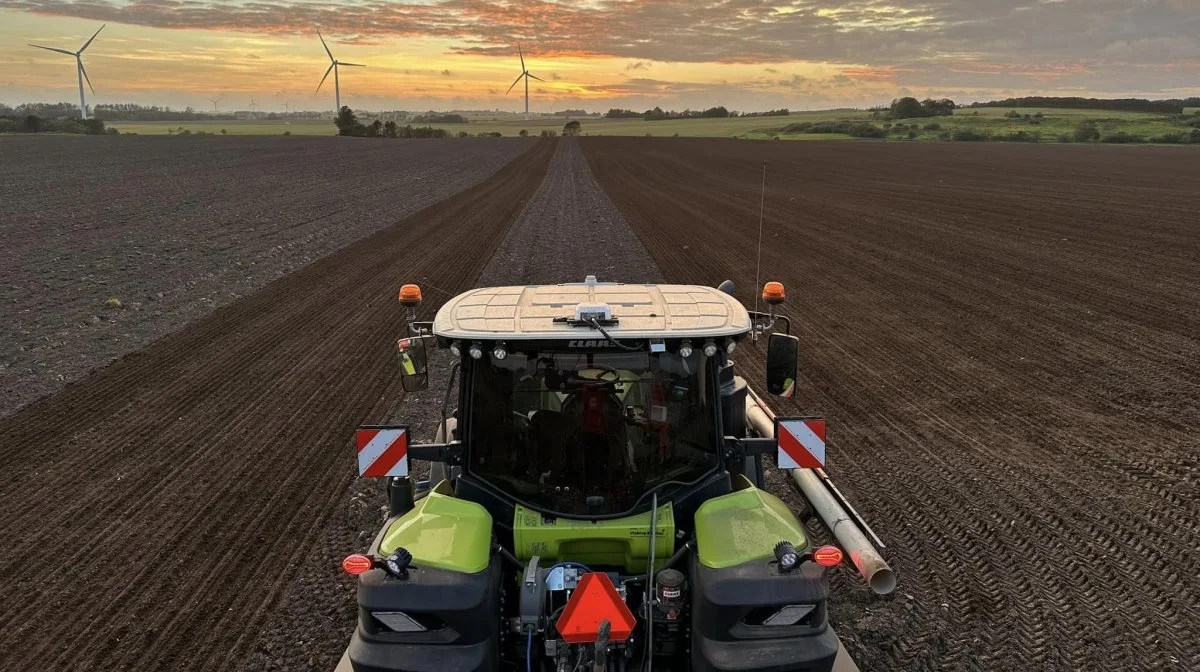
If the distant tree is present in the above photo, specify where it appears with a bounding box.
[384,120,398,138]
[1072,120,1100,142]
[364,119,383,137]
[519,129,529,137]
[889,97,925,119]
[562,120,581,136]
[891,97,954,119]
[335,106,366,136]
[25,115,41,133]
[220,128,227,135]
[700,106,730,118]
[604,108,641,119]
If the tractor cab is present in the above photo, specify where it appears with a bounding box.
[342,277,874,672]
[394,276,797,516]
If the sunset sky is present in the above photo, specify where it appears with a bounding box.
[2,1,1197,113]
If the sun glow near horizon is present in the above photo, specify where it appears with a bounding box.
[2,1,1196,113]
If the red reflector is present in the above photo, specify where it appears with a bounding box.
[555,573,636,644]
[813,546,843,568]
[342,554,375,575]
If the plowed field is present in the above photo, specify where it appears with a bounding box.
[0,138,556,672]
[0,136,530,418]
[582,138,1200,671]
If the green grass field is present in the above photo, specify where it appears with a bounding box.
[108,106,1198,144]
[109,110,870,139]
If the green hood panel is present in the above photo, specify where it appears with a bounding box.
[379,481,493,573]
[694,476,807,569]
[513,503,675,572]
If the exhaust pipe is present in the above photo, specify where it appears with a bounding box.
[744,393,897,596]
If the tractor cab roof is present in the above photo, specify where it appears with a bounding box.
[433,276,751,341]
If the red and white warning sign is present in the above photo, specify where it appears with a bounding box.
[355,426,409,478]
[777,418,826,470]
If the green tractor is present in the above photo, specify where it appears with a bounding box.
[341,276,892,672]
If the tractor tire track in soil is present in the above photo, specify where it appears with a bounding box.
[479,137,663,286]
[0,136,529,419]
[0,138,556,672]
[582,138,1200,672]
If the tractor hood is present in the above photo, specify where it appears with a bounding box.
[432,277,752,341]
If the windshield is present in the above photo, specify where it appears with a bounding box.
[467,348,719,516]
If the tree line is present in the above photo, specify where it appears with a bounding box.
[0,113,115,135]
[966,96,1200,114]
[604,106,789,120]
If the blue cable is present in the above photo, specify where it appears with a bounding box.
[526,630,533,672]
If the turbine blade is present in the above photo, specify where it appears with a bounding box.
[339,62,365,67]
[30,44,75,56]
[79,24,105,53]
[527,73,545,82]
[317,29,334,61]
[518,43,525,70]
[505,72,523,95]
[79,59,95,95]
[316,62,335,93]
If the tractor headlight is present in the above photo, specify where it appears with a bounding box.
[703,340,718,358]
[725,339,737,354]
[384,547,412,579]
[679,340,693,358]
[774,541,799,573]
[468,342,483,360]
[492,342,508,360]
[448,340,462,357]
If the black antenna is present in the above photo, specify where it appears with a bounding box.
[752,161,767,342]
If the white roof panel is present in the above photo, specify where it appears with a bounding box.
[433,280,752,340]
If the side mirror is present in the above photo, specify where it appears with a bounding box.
[765,333,798,398]
[397,337,430,392]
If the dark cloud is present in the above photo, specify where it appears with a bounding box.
[4,0,1198,95]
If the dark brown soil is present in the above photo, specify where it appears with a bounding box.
[0,135,530,419]
[478,137,663,286]
[582,138,1200,672]
[0,138,557,672]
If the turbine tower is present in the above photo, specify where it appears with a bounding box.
[505,44,543,120]
[315,29,364,113]
[209,96,222,113]
[28,24,105,119]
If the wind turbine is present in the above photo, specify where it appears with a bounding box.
[505,44,543,120]
[249,97,257,115]
[28,24,105,119]
[209,96,222,113]
[315,29,364,113]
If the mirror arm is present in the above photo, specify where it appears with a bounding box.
[724,437,777,458]
[748,310,790,336]
[409,441,463,464]
[409,320,434,337]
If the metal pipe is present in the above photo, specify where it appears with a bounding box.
[744,394,896,596]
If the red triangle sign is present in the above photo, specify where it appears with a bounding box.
[555,573,636,644]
